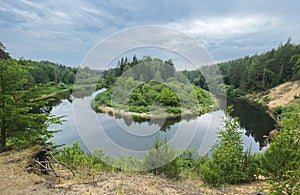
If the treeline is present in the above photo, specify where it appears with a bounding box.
[177,38,300,95]
[218,38,300,92]
[98,55,176,88]
[26,61,101,86]
[98,54,209,90]
[0,42,101,88]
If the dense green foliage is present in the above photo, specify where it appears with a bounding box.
[180,38,300,95]
[0,42,101,88]
[93,81,214,115]
[181,69,209,90]
[0,59,62,150]
[261,100,300,194]
[55,142,110,174]
[93,56,216,115]
[98,55,175,89]
[22,60,101,87]
[218,38,300,92]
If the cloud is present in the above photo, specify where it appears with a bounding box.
[0,0,299,66]
[0,0,116,64]
[166,14,285,61]
[169,15,280,39]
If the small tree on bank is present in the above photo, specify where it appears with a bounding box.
[200,107,258,186]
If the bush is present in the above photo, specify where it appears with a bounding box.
[131,114,142,121]
[129,105,149,113]
[97,108,103,113]
[166,106,181,114]
[57,82,67,89]
[176,148,202,178]
[55,142,112,176]
[260,100,300,194]
[94,90,111,106]
[56,142,100,169]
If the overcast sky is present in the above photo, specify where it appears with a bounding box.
[1,0,300,67]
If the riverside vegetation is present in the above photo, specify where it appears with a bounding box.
[91,56,218,118]
[1,39,300,194]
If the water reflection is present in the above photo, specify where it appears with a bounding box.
[50,90,276,157]
[113,114,199,132]
[228,98,276,149]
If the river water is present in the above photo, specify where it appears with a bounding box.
[50,89,276,158]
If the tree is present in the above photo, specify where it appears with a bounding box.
[158,87,179,106]
[153,71,162,82]
[217,38,300,92]
[291,54,300,80]
[143,135,180,179]
[132,54,138,66]
[200,107,257,186]
[0,59,61,150]
[0,42,10,60]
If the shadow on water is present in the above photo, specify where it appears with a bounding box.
[227,98,276,149]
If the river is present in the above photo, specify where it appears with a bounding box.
[50,89,276,158]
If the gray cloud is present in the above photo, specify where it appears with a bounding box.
[0,0,299,66]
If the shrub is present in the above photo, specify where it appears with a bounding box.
[176,148,202,178]
[129,106,149,113]
[131,114,140,121]
[57,82,67,89]
[260,100,300,194]
[55,142,112,175]
[97,108,103,113]
[166,106,181,114]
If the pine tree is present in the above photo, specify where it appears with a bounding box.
[200,107,257,186]
[132,54,138,66]
[0,42,10,60]
[0,59,62,150]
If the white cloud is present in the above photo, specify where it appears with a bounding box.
[169,15,280,39]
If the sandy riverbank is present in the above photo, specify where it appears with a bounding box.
[97,105,204,120]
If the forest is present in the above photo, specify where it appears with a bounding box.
[217,38,300,93]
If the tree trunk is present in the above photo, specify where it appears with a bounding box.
[1,126,6,149]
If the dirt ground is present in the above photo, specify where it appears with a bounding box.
[260,80,300,109]
[0,147,268,195]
